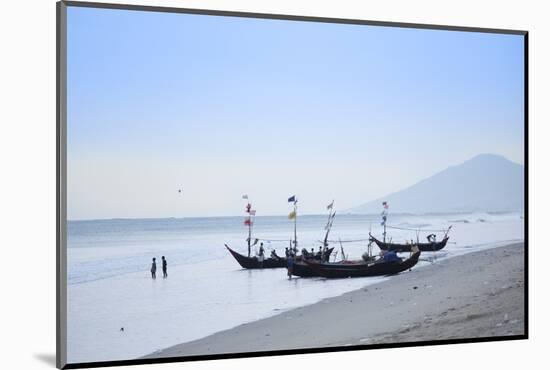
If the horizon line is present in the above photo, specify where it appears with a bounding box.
[67,209,524,222]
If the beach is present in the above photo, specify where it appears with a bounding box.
[147,242,525,358]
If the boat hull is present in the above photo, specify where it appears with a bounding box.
[226,245,335,270]
[292,260,358,277]
[290,260,320,277]
[294,251,421,278]
[370,236,449,252]
[225,245,286,269]
[291,258,365,278]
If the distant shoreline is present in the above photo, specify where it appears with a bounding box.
[67,210,524,223]
[144,242,525,359]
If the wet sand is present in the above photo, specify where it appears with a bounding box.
[146,243,525,358]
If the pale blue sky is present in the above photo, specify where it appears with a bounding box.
[67,6,524,220]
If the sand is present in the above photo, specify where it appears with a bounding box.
[145,243,525,358]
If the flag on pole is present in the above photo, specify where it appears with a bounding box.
[242,194,248,199]
[288,195,296,203]
[249,210,256,216]
[381,202,388,225]
[244,217,253,226]
[327,200,334,210]
[381,203,389,216]
[288,211,296,220]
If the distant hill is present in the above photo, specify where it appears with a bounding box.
[349,154,524,214]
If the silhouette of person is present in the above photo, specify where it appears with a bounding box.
[162,256,168,278]
[151,258,157,279]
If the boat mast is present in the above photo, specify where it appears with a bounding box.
[247,216,252,257]
[323,212,335,247]
[323,200,335,247]
[243,195,253,257]
[381,201,389,244]
[288,195,298,250]
[293,201,298,249]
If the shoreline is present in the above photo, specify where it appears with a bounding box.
[145,242,525,359]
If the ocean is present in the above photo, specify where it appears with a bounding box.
[67,212,524,363]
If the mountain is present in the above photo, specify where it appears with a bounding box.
[349,154,524,214]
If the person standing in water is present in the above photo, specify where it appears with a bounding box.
[162,256,168,278]
[286,252,294,279]
[151,257,157,279]
[258,243,265,268]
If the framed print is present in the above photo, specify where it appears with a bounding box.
[57,1,528,368]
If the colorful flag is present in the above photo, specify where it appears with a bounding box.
[249,210,256,216]
[242,194,248,199]
[288,211,296,220]
[244,217,253,226]
[327,200,334,210]
[288,195,296,203]
[381,202,389,225]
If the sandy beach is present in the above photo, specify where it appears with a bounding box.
[146,242,525,359]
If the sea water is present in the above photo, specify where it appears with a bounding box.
[67,212,524,363]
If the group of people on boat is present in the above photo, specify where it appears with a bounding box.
[150,256,168,279]
[307,246,331,262]
[283,244,332,279]
[280,245,330,261]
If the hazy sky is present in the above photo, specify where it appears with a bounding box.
[67,6,525,220]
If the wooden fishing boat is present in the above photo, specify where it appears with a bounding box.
[371,202,451,253]
[226,199,291,269]
[226,244,334,270]
[227,198,337,270]
[300,249,421,278]
[369,234,449,252]
[225,244,287,269]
